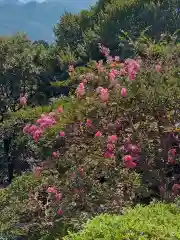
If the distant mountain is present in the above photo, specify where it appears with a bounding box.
[0,0,97,42]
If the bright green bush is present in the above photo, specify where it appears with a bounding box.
[64,203,180,240]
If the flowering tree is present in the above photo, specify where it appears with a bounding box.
[1,37,180,238]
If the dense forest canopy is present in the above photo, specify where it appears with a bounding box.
[0,0,180,239]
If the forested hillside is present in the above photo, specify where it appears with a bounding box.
[0,0,180,239]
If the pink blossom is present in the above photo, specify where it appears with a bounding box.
[155,64,162,72]
[172,184,180,195]
[125,58,140,80]
[124,161,136,168]
[59,131,65,137]
[55,193,62,201]
[76,82,85,98]
[57,208,63,215]
[52,152,58,157]
[168,148,176,156]
[37,115,56,129]
[121,88,127,97]
[123,155,136,168]
[120,145,127,154]
[47,187,57,194]
[168,156,176,164]
[98,44,110,57]
[23,124,31,134]
[114,56,120,62]
[125,59,140,71]
[107,143,114,151]
[106,56,113,64]
[86,119,92,127]
[19,96,27,106]
[104,151,115,159]
[95,131,102,137]
[108,135,118,143]
[109,69,120,80]
[123,155,133,162]
[129,70,136,81]
[100,88,109,102]
[23,124,43,142]
[32,128,43,142]
[127,144,140,154]
[109,72,116,81]
[58,106,63,113]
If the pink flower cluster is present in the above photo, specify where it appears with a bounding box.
[99,88,109,102]
[108,69,119,86]
[86,119,93,127]
[36,114,56,129]
[23,106,63,142]
[109,69,120,81]
[104,135,118,159]
[58,106,63,113]
[125,58,140,81]
[19,96,27,106]
[96,60,105,73]
[76,82,85,98]
[23,124,43,142]
[106,56,113,64]
[98,44,110,57]
[47,186,62,201]
[52,151,58,157]
[172,183,180,196]
[168,148,176,164]
[108,69,128,97]
[123,155,136,168]
[95,131,102,137]
[96,86,110,102]
[120,140,141,168]
[47,186,63,215]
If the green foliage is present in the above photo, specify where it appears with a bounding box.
[64,203,180,240]
[55,0,180,59]
[0,33,56,119]
[54,12,83,52]
[0,174,42,235]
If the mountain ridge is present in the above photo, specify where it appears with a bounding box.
[0,0,97,42]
